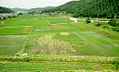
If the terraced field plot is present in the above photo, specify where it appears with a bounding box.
[4,17,48,26]
[0,35,27,56]
[0,26,31,35]
[0,55,116,71]
[0,15,119,56]
[47,17,72,24]
[0,62,95,72]
[34,24,77,33]
[0,14,119,71]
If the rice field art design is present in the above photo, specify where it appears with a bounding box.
[28,35,76,55]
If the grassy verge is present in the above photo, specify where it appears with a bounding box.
[0,55,118,71]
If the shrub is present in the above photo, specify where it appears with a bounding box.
[0,18,1,20]
[111,27,119,32]
[18,13,23,15]
[86,18,91,23]
[112,58,119,70]
[3,17,6,20]
[96,23,102,27]
[12,16,17,18]
[7,16,12,18]
[23,57,31,62]
[108,19,119,27]
[102,25,109,29]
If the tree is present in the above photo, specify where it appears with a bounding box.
[108,19,119,27]
[86,18,91,23]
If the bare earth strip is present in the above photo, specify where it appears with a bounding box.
[0,26,31,28]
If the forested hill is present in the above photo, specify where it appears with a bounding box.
[10,8,28,12]
[29,6,55,12]
[0,6,14,13]
[42,0,119,18]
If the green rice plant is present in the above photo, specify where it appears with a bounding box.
[0,63,4,71]
[111,58,119,70]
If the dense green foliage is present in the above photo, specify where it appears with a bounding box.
[108,19,119,27]
[42,0,119,18]
[86,18,91,23]
[112,58,119,70]
[107,19,119,31]
[0,6,14,13]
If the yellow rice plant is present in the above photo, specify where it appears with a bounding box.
[31,50,37,54]
[40,50,46,54]
[37,34,76,54]
[60,50,67,54]
[51,50,57,54]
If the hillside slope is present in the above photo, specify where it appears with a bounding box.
[42,0,119,18]
[10,8,28,12]
[0,6,14,13]
[29,6,55,12]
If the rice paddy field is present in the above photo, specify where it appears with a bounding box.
[0,14,119,71]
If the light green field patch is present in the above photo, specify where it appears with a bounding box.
[0,26,32,35]
[0,62,95,72]
[47,17,72,24]
[0,35,27,56]
[60,32,70,35]
[4,15,48,27]
[34,24,77,33]
[74,31,119,56]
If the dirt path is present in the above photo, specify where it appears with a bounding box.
[70,17,79,23]
[47,19,68,25]
[0,26,31,28]
[47,20,51,24]
[50,23,68,25]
